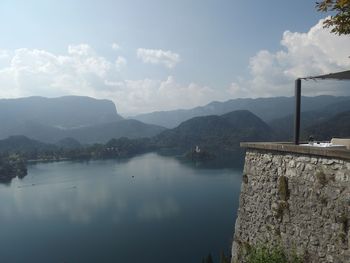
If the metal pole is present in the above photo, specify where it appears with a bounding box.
[294,79,301,145]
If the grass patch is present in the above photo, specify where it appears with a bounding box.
[278,176,289,201]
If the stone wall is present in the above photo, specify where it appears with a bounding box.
[231,148,350,263]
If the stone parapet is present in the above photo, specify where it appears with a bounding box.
[240,142,350,160]
[232,144,350,263]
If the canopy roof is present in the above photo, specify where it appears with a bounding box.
[301,70,350,81]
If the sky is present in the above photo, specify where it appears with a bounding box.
[0,0,350,116]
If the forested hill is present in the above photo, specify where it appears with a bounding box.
[269,98,350,141]
[0,135,57,153]
[0,110,273,167]
[305,111,350,140]
[0,110,272,155]
[155,110,273,151]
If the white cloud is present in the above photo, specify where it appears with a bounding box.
[105,76,224,115]
[0,44,113,98]
[0,44,224,115]
[137,48,180,68]
[2,19,350,117]
[0,50,12,69]
[115,56,127,71]
[111,42,120,50]
[68,44,94,57]
[229,18,350,98]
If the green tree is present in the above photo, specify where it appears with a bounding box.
[202,254,214,263]
[316,0,350,35]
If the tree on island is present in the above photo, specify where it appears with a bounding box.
[316,0,350,35]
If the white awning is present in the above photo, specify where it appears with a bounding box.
[302,70,350,81]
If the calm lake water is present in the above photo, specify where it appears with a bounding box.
[0,153,243,263]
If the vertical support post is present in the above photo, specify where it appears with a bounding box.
[294,78,301,145]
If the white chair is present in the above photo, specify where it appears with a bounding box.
[331,138,350,150]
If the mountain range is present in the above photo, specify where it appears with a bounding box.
[0,96,165,144]
[0,96,123,129]
[1,95,349,154]
[0,110,273,167]
[132,95,350,128]
[305,111,350,140]
[269,98,350,140]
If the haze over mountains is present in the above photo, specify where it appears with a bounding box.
[269,98,350,140]
[0,96,165,144]
[1,95,349,152]
[132,95,350,128]
[0,96,123,129]
[305,111,350,140]
[0,110,273,166]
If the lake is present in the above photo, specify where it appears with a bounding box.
[0,153,243,263]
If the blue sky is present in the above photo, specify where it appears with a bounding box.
[0,0,349,115]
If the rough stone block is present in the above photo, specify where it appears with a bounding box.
[231,149,350,263]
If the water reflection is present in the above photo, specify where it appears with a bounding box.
[3,172,124,224]
[0,153,243,263]
[138,198,180,220]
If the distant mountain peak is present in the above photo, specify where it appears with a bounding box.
[0,96,166,144]
[0,95,123,130]
[132,95,350,128]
